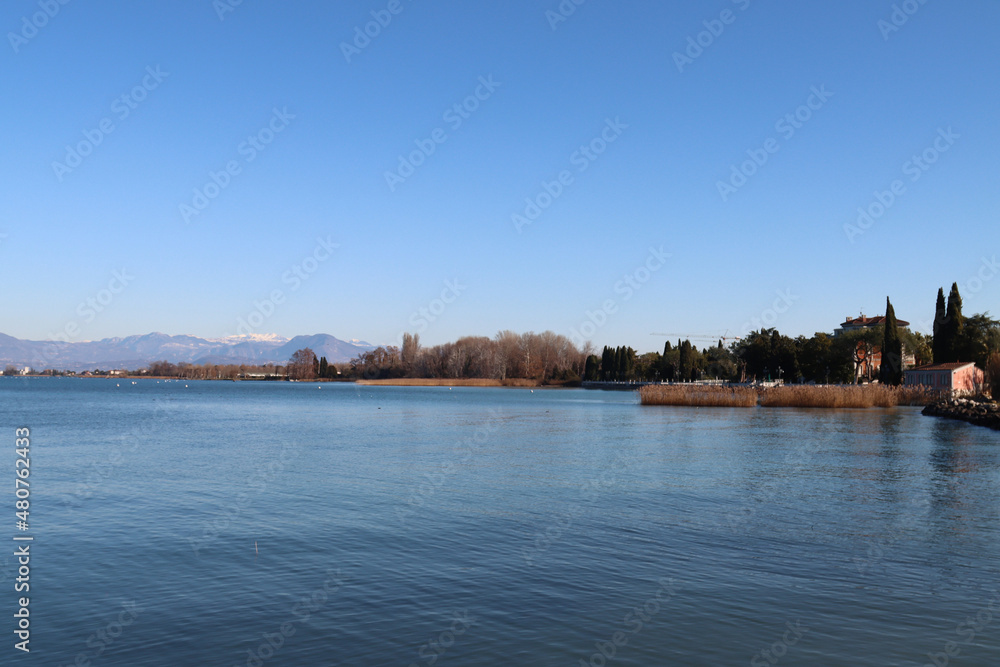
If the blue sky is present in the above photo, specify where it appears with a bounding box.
[2,0,998,353]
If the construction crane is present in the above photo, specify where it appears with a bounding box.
[650,333,741,343]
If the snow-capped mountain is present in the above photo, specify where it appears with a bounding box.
[204,333,291,344]
[0,332,374,372]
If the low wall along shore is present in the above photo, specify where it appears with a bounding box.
[355,378,551,387]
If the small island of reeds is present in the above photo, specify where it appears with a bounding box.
[640,384,941,408]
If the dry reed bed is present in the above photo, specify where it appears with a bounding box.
[638,385,758,407]
[640,384,941,408]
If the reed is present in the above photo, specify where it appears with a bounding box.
[640,383,942,408]
[639,384,758,407]
[761,385,884,408]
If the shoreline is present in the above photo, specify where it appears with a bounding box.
[354,378,577,388]
[1,375,578,387]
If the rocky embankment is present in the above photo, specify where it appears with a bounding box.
[922,396,1000,430]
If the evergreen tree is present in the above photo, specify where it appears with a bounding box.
[932,287,947,362]
[318,356,329,379]
[678,340,692,382]
[584,355,600,381]
[624,347,636,381]
[879,297,903,385]
[943,282,965,362]
[600,346,613,381]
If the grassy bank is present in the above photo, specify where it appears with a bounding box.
[640,384,941,408]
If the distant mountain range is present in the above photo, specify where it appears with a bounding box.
[0,332,376,372]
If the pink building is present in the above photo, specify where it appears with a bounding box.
[903,362,984,394]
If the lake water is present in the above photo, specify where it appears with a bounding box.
[2,378,1000,666]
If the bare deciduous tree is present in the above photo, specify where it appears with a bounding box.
[288,348,318,380]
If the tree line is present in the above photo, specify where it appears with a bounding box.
[16,283,993,385]
[348,331,586,382]
[579,284,997,385]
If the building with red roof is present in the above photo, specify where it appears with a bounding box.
[833,313,915,383]
[904,362,984,394]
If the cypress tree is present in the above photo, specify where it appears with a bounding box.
[600,346,613,381]
[932,287,947,362]
[584,355,600,381]
[625,347,635,380]
[678,340,692,382]
[879,297,903,385]
[943,283,965,362]
[319,356,329,379]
